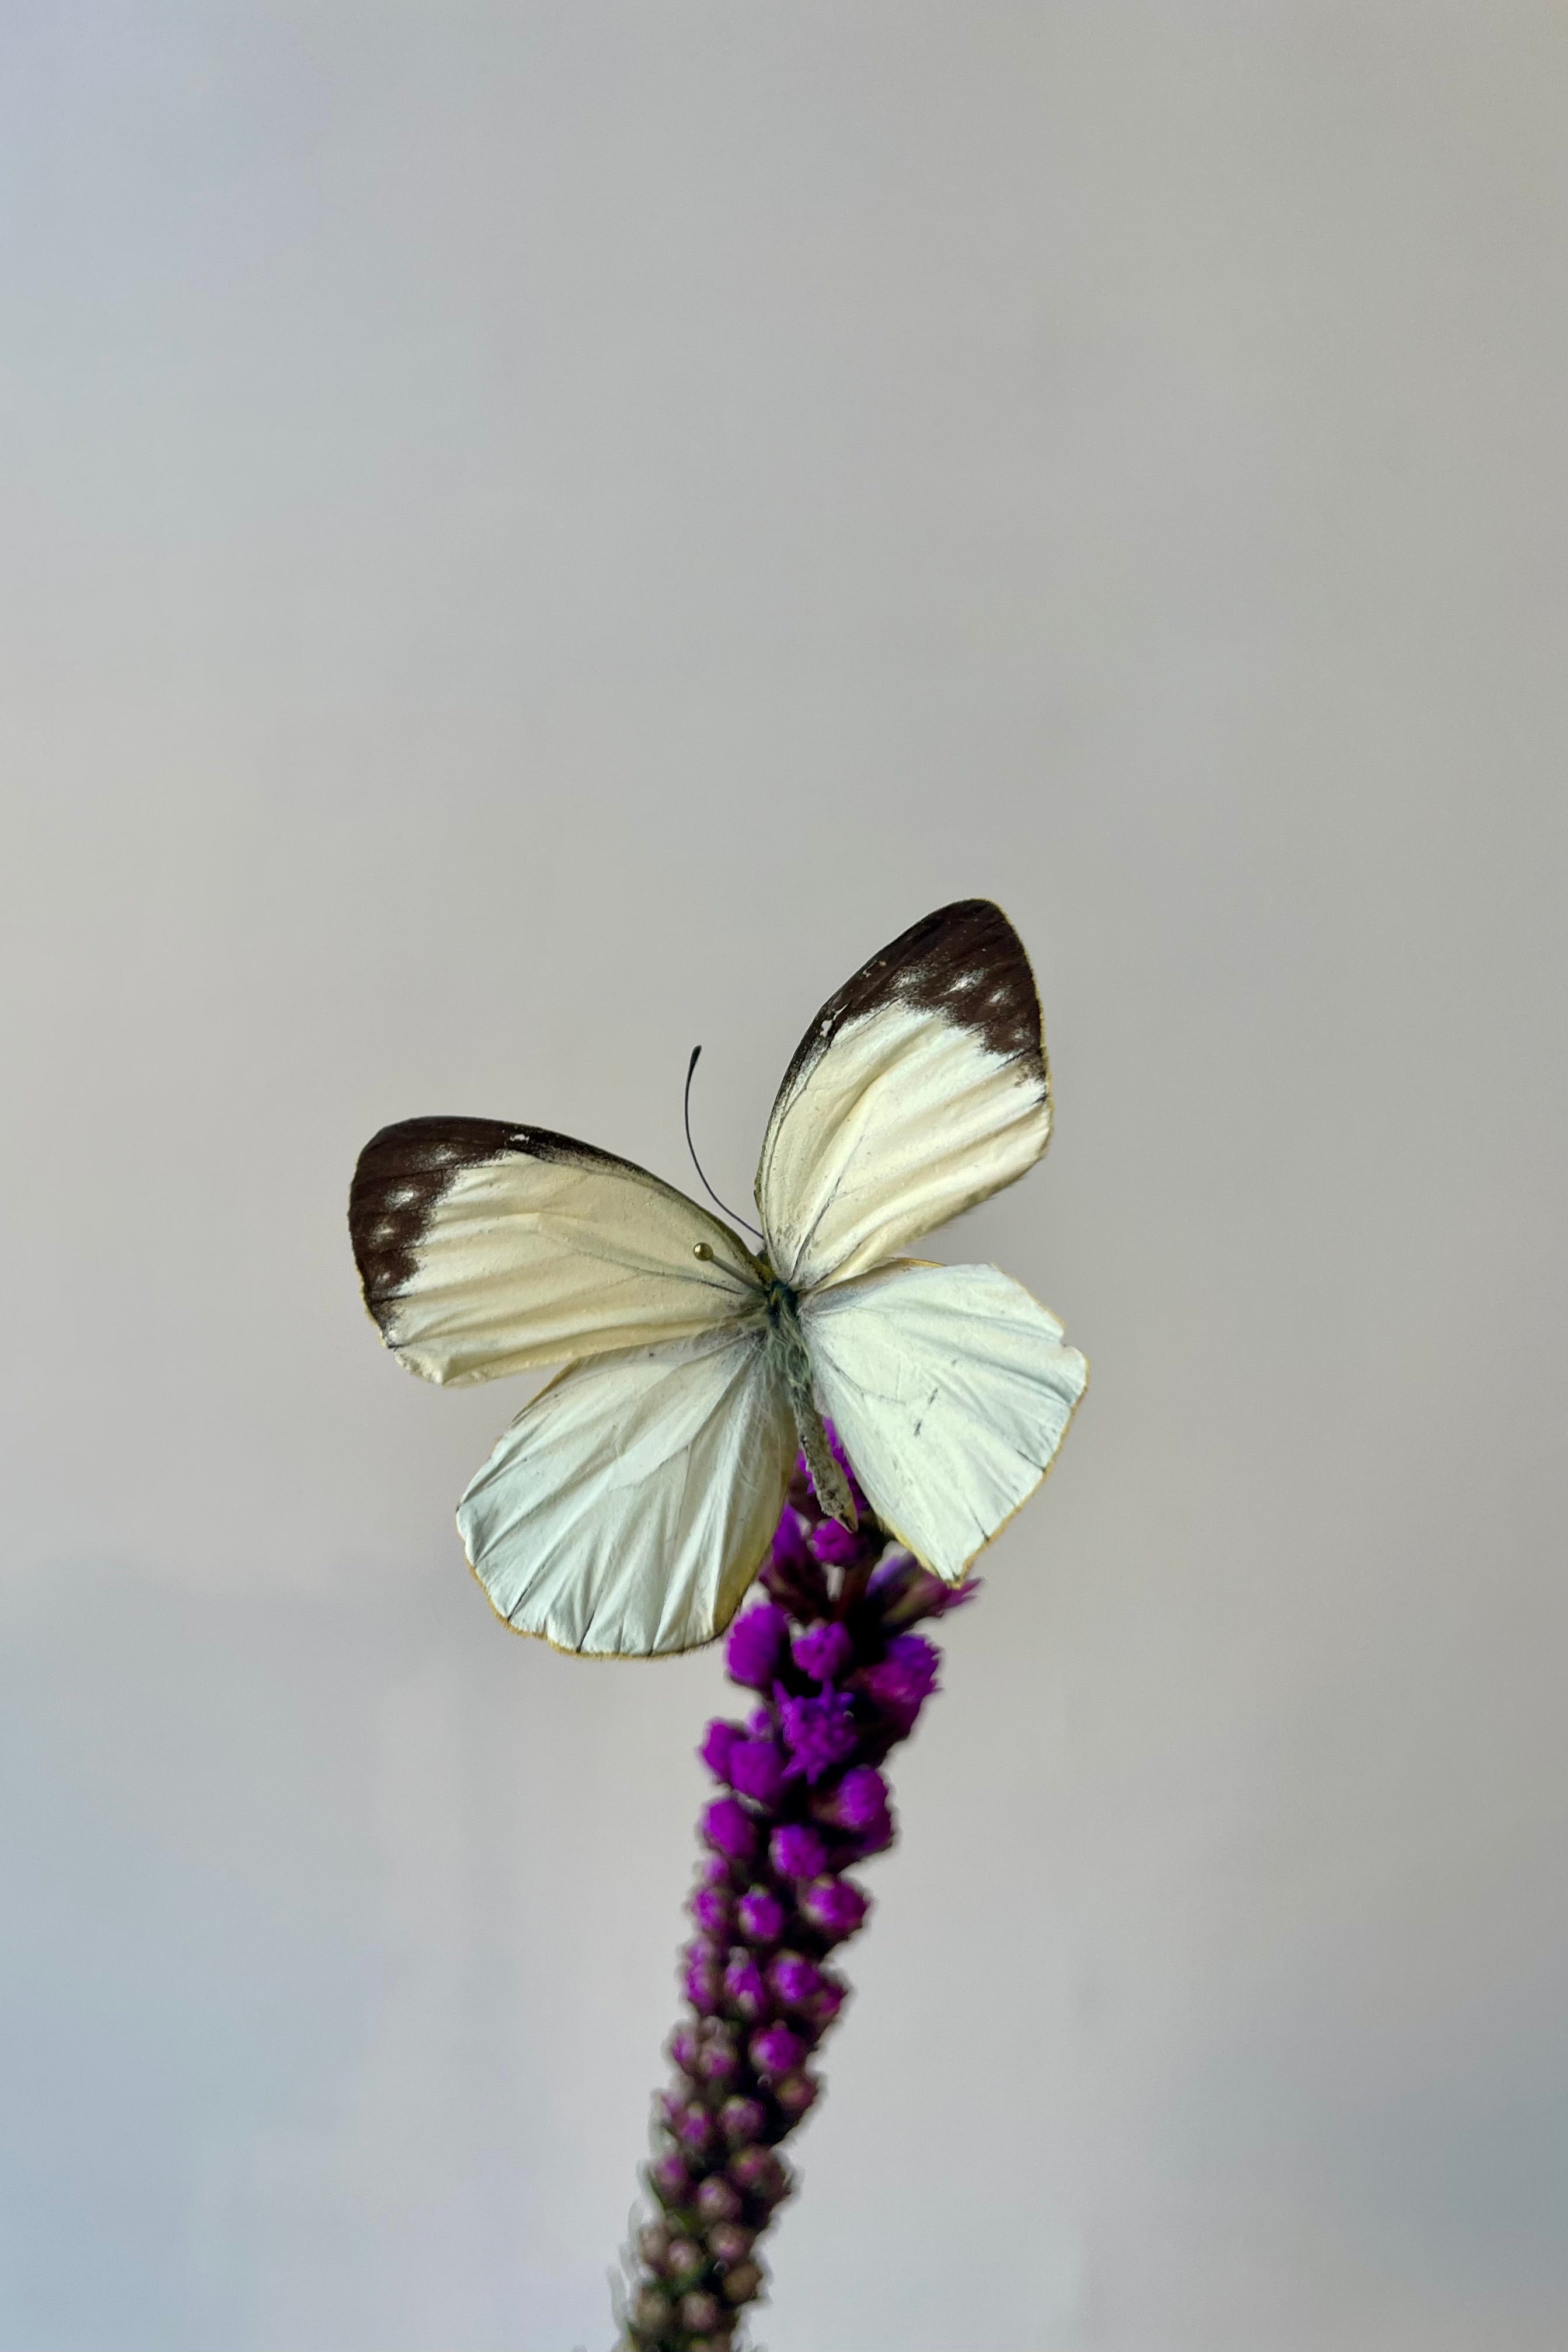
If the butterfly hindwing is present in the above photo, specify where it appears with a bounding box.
[800,1259,1088,1582]
[458,1323,796,1656]
[754,900,1053,1292]
[350,1117,762,1386]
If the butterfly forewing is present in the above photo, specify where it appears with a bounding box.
[350,1118,762,1386]
[458,1323,796,1656]
[754,900,1053,1293]
[800,1260,1087,1581]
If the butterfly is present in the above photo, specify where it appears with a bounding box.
[349,898,1087,1657]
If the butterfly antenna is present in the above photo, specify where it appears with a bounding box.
[684,1046,765,1241]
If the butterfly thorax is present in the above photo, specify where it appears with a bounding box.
[758,1267,858,1533]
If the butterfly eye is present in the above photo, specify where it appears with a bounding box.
[693,1242,715,1262]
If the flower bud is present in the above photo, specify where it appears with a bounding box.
[816,1764,891,1841]
[683,1950,724,2012]
[799,1874,869,1943]
[806,1969,848,2027]
[722,2258,765,2306]
[667,2022,701,2074]
[770,1823,827,1881]
[629,2284,671,2331]
[722,1952,766,2017]
[699,1719,742,1780]
[637,2219,670,2267]
[647,2150,689,2204]
[673,2103,714,2159]
[678,2290,724,2333]
[726,1604,789,1690]
[728,2145,792,2207]
[748,2022,804,2080]
[702,1798,757,1864]
[689,1883,733,1938]
[727,1737,786,1809]
[773,2068,819,2121]
[766,1950,821,2010]
[664,2236,705,2283]
[694,2036,740,2090]
[717,2095,767,2147]
[736,1887,785,1945]
[706,2220,754,2264]
[694,2173,743,2225]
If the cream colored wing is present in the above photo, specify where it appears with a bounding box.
[350,1117,763,1385]
[800,1259,1087,1582]
[457,1322,795,1656]
[754,901,1054,1294]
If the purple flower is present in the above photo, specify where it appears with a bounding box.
[859,1631,940,1732]
[667,2020,700,2074]
[673,2103,713,2156]
[799,1875,870,1943]
[817,1764,893,1851]
[809,1516,863,1568]
[749,2022,805,2079]
[699,1717,741,1779]
[723,1953,766,2017]
[766,1950,823,2010]
[727,1736,786,1809]
[683,1950,723,2009]
[777,1688,859,1783]
[770,1823,828,1881]
[689,1883,732,1937]
[736,1886,785,1944]
[702,1797,757,1863]
[792,1619,855,1684]
[726,1602,789,1690]
[694,2036,739,2089]
[771,1508,812,1573]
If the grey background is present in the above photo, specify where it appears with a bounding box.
[2,5,1564,2348]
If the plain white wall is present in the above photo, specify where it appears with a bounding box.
[2,6,1564,2348]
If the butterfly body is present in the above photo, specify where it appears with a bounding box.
[351,901,1086,1656]
[758,1267,858,1531]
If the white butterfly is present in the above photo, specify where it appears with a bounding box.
[350,900,1087,1657]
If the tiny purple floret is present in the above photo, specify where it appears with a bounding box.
[736,1887,785,1945]
[778,1688,859,1782]
[809,1517,863,1568]
[749,2022,805,2080]
[699,1717,741,1780]
[702,1797,757,1863]
[799,1875,870,1943]
[723,1953,767,2017]
[792,1619,855,1684]
[727,1737,787,1808]
[770,1823,828,1881]
[726,1603,789,1691]
[818,1763,893,1850]
[859,1630,940,1731]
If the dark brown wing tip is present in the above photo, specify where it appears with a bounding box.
[348,1115,519,1315]
[783,898,1046,1095]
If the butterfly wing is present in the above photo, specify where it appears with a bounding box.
[458,1322,794,1655]
[754,900,1053,1293]
[800,1260,1087,1581]
[350,1117,762,1385]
